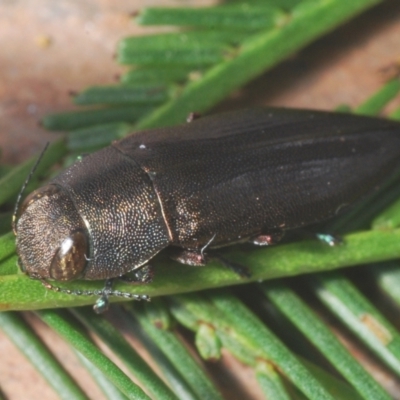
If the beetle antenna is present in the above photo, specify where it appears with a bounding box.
[12,142,50,235]
[40,279,150,314]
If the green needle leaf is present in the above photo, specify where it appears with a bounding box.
[355,79,400,116]
[42,105,153,131]
[129,303,224,400]
[209,291,335,400]
[72,307,177,400]
[0,232,16,263]
[311,270,400,375]
[135,0,384,129]
[75,351,129,400]
[369,262,400,306]
[0,312,88,400]
[137,5,287,31]
[36,309,151,400]
[73,85,168,106]
[3,228,400,310]
[255,362,291,400]
[262,280,392,400]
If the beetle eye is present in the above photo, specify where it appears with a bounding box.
[50,230,88,281]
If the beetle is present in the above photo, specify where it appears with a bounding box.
[14,107,400,312]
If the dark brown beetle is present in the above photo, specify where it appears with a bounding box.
[14,108,400,312]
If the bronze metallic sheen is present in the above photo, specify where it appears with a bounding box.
[15,108,400,284]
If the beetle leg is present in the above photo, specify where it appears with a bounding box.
[170,248,251,278]
[170,233,216,266]
[292,229,342,246]
[118,264,154,284]
[170,248,208,266]
[250,231,285,246]
[93,278,114,313]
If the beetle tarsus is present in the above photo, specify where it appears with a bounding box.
[93,293,109,314]
[315,233,343,247]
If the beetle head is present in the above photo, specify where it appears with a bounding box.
[16,184,89,281]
